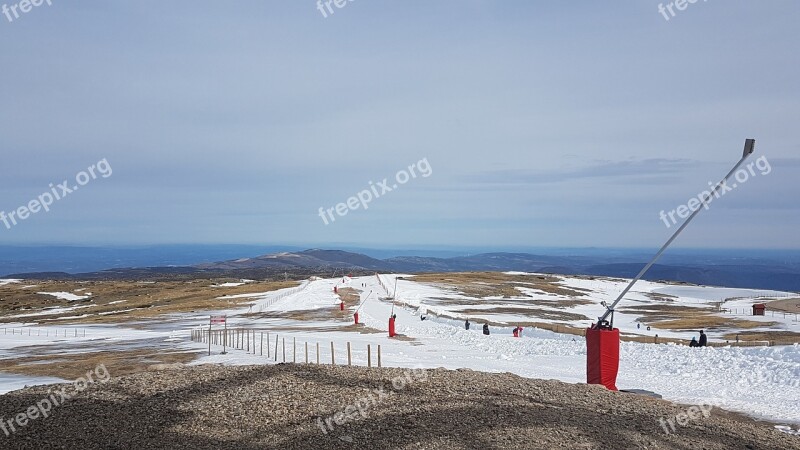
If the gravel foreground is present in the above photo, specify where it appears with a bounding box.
[0,364,797,450]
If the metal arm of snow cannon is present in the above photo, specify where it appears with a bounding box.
[354,290,373,314]
[597,138,757,328]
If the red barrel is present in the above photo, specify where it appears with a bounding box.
[354,312,359,324]
[334,286,338,293]
[586,326,620,391]
[388,317,396,337]
[340,301,344,311]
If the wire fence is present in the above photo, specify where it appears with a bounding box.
[190,327,383,367]
[250,279,313,313]
[1,327,87,338]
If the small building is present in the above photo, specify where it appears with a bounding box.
[752,303,766,316]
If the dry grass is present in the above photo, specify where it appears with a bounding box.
[410,272,588,299]
[0,349,199,380]
[458,306,589,322]
[336,287,361,305]
[651,316,775,331]
[766,298,800,314]
[721,330,800,345]
[0,279,300,324]
[619,304,776,331]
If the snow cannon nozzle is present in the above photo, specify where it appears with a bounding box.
[594,320,613,331]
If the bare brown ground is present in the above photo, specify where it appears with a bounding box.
[410,272,588,298]
[0,349,199,380]
[620,304,780,333]
[0,279,300,324]
[722,330,800,345]
[458,306,589,322]
[767,298,800,313]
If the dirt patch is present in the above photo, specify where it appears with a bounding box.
[766,298,800,314]
[458,307,590,322]
[721,330,800,346]
[0,349,199,380]
[620,305,779,332]
[336,287,361,305]
[0,364,795,449]
[0,279,300,324]
[644,292,679,302]
[410,272,588,299]
[651,315,776,331]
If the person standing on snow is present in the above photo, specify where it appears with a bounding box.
[689,337,698,348]
[483,323,490,335]
[465,319,470,330]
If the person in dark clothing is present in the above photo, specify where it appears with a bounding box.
[465,320,470,330]
[689,337,698,348]
[482,323,490,335]
[698,330,707,347]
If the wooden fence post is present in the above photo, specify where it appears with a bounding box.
[316,342,320,364]
[347,342,352,366]
[367,344,372,368]
[331,342,335,365]
[267,332,271,358]
[274,335,279,362]
[261,332,264,356]
[293,337,296,363]
[305,342,309,364]
[378,345,381,368]
[282,338,286,363]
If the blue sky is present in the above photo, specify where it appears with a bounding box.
[1,1,798,249]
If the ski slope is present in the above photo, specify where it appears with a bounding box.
[1,274,799,433]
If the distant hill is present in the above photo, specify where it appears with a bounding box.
[5,248,800,291]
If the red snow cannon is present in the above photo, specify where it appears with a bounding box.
[388,316,396,337]
[339,301,344,311]
[586,322,620,391]
[354,312,359,324]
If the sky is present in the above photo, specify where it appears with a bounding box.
[0,1,798,250]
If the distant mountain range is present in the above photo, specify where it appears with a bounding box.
[5,248,800,292]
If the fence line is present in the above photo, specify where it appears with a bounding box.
[251,279,314,313]
[190,327,383,368]
[1,327,87,338]
[721,308,799,321]
[376,273,390,296]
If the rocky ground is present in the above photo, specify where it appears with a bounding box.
[0,364,797,450]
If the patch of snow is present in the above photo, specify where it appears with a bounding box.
[37,292,92,302]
